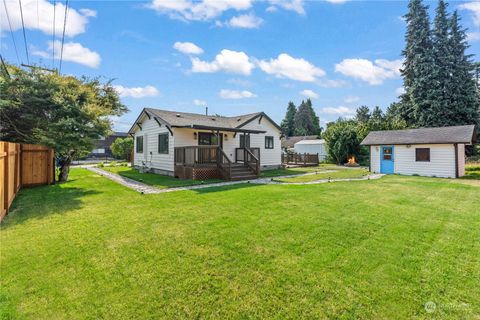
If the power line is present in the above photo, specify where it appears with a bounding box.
[59,0,69,73]
[2,0,21,64]
[18,0,29,64]
[52,0,56,68]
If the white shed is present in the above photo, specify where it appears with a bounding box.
[294,139,327,161]
[361,125,476,178]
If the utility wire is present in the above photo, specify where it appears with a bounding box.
[18,0,29,64]
[52,0,56,68]
[59,0,69,73]
[2,0,21,64]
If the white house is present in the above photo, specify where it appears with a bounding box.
[294,139,327,161]
[128,108,283,180]
[361,125,476,178]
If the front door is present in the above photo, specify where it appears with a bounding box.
[380,145,394,174]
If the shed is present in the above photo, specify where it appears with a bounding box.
[360,125,476,178]
[294,139,327,161]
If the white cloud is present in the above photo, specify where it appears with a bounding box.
[0,0,95,37]
[396,87,406,95]
[300,89,319,99]
[226,13,263,28]
[193,99,207,106]
[258,53,325,82]
[344,96,360,103]
[467,32,480,42]
[268,0,305,15]
[33,40,100,68]
[114,85,159,98]
[322,106,355,115]
[459,2,480,26]
[219,89,256,99]
[147,0,252,21]
[335,58,402,85]
[173,42,204,55]
[191,49,254,75]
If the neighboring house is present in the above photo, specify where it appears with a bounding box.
[281,135,318,150]
[294,139,327,161]
[128,108,283,180]
[86,132,128,159]
[361,125,476,178]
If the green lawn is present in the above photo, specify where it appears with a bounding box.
[101,166,222,188]
[1,169,479,319]
[463,163,480,180]
[260,163,343,177]
[273,167,370,183]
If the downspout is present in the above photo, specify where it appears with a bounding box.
[454,143,459,178]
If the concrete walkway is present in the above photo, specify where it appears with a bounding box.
[86,167,384,194]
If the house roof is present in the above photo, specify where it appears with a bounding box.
[360,125,477,146]
[281,135,319,148]
[128,108,282,134]
[295,139,325,145]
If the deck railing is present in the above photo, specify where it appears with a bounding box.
[235,147,260,176]
[235,148,260,163]
[217,148,232,180]
[174,146,219,166]
[282,153,319,166]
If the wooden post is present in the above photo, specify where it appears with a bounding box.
[3,143,9,216]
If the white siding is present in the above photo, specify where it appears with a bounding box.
[241,118,282,167]
[294,143,327,161]
[370,146,380,173]
[457,144,465,177]
[394,144,456,178]
[133,117,174,173]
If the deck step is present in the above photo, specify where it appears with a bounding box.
[229,165,258,180]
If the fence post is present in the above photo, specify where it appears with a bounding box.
[3,143,9,216]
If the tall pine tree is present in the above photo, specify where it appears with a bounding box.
[447,11,480,126]
[280,101,297,136]
[400,0,437,127]
[305,98,320,135]
[294,100,316,136]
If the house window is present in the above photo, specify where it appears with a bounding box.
[382,146,393,160]
[136,136,144,153]
[158,133,169,154]
[240,135,250,148]
[416,148,430,162]
[265,136,274,149]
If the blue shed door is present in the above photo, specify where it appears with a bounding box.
[380,146,394,174]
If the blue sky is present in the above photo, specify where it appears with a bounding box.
[1,0,479,132]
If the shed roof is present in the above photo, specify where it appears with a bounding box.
[295,139,325,145]
[360,125,476,146]
[281,135,319,148]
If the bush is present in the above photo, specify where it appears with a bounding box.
[98,162,104,168]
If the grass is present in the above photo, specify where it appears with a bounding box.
[273,167,370,183]
[462,163,480,180]
[260,163,342,177]
[1,169,479,319]
[101,166,222,189]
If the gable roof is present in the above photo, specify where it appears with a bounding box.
[360,125,476,146]
[281,135,319,148]
[128,108,282,134]
[295,139,325,145]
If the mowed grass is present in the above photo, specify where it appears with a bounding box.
[1,169,479,319]
[260,163,343,177]
[274,167,370,183]
[101,166,222,188]
[462,163,480,180]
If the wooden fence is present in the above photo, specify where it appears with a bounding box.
[1,142,55,220]
[282,152,319,166]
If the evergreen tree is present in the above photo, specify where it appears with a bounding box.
[355,106,370,124]
[305,98,320,135]
[294,100,315,136]
[447,11,480,126]
[280,101,297,136]
[400,0,436,127]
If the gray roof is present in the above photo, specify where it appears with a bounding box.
[281,135,319,148]
[129,108,282,134]
[361,125,476,145]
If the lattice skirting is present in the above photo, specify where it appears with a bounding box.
[175,165,222,180]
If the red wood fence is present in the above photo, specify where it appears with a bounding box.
[282,153,319,166]
[1,142,55,220]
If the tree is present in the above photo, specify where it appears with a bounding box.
[280,102,296,136]
[323,120,360,164]
[355,106,371,124]
[305,98,320,135]
[447,11,480,126]
[111,137,134,161]
[400,0,436,127]
[294,99,320,136]
[0,64,127,181]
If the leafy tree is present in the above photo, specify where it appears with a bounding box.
[400,0,436,127]
[280,101,297,136]
[0,63,127,181]
[323,120,360,164]
[111,137,134,161]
